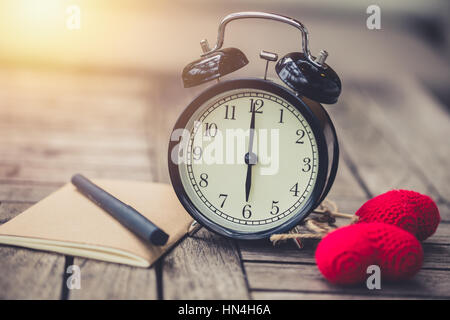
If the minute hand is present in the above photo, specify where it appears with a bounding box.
[245,107,256,202]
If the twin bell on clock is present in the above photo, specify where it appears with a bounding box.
[168,12,342,240]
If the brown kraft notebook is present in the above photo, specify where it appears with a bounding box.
[0,180,193,267]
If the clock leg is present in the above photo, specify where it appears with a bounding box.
[188,220,203,237]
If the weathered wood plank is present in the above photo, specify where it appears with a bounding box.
[0,69,159,300]
[69,259,157,300]
[330,96,429,197]
[0,162,152,184]
[144,77,194,183]
[347,78,450,203]
[0,74,152,136]
[0,202,32,224]
[0,199,65,299]
[251,291,429,300]
[240,239,316,264]
[0,106,146,131]
[0,246,65,299]
[161,228,249,299]
[0,183,59,203]
[244,262,450,298]
[0,146,150,168]
[422,243,450,269]
[0,67,155,184]
[325,162,367,201]
[328,82,449,220]
[0,69,151,96]
[239,238,450,270]
[426,222,450,245]
[0,127,148,151]
[0,64,448,300]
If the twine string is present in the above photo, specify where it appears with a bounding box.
[270,199,358,246]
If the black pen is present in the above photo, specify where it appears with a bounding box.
[71,174,169,246]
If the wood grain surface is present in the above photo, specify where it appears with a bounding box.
[0,67,448,299]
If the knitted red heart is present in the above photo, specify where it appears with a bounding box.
[355,190,440,241]
[315,223,423,285]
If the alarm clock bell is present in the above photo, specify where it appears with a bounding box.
[181,12,342,104]
[275,51,342,104]
[182,46,248,88]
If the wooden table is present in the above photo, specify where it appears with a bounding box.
[0,67,448,299]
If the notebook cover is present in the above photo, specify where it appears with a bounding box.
[0,180,193,267]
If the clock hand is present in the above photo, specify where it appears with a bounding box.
[248,104,256,151]
[245,105,257,202]
[245,164,252,202]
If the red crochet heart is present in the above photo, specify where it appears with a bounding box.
[355,190,440,241]
[315,223,423,285]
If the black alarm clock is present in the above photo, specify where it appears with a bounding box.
[168,12,341,240]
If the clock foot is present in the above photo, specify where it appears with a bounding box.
[188,220,203,237]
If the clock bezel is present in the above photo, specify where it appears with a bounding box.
[168,78,332,240]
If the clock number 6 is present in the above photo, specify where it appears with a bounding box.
[242,204,252,219]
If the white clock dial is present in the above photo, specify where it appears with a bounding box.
[178,88,319,233]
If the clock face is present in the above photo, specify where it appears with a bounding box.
[169,80,329,238]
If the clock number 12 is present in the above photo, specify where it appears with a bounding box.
[249,99,264,114]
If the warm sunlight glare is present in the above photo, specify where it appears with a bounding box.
[0,0,89,64]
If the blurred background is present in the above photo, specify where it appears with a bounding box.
[0,0,449,95]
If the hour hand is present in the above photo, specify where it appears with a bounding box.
[244,152,257,202]
[245,164,252,202]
